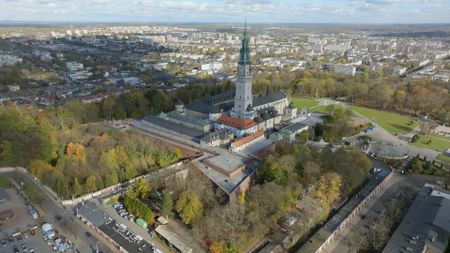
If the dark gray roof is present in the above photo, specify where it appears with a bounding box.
[283,122,309,133]
[185,91,286,115]
[166,111,212,127]
[201,129,233,142]
[382,186,450,253]
[254,116,264,123]
[253,91,287,107]
[76,201,109,227]
[202,91,234,105]
[185,100,233,115]
[142,115,204,139]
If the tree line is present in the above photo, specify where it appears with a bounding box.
[0,103,182,199]
[252,69,450,124]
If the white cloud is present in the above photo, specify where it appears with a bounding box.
[160,1,208,11]
[0,0,448,23]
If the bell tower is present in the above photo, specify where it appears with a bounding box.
[233,22,253,119]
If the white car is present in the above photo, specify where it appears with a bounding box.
[153,248,163,253]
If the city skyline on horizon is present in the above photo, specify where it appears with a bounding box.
[1,0,449,24]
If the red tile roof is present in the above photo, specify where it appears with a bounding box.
[217,114,257,130]
[232,130,264,148]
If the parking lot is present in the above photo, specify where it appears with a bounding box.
[77,200,165,253]
[0,186,68,253]
[105,202,162,253]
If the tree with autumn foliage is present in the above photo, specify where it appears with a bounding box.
[313,172,342,210]
[176,190,203,225]
[66,143,86,161]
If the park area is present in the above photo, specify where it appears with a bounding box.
[291,97,328,113]
[412,134,450,151]
[348,105,419,134]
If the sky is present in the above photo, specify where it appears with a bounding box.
[0,0,449,24]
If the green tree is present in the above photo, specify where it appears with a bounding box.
[0,141,14,166]
[258,156,285,185]
[410,158,424,174]
[326,105,350,124]
[114,106,127,119]
[161,193,174,217]
[136,178,151,200]
[73,177,83,197]
[84,175,97,193]
[105,170,119,187]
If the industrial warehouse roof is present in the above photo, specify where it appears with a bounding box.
[196,153,257,194]
[155,225,193,253]
[204,152,248,174]
[382,186,450,253]
[141,115,204,139]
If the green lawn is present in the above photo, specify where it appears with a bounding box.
[0,175,11,188]
[291,97,319,110]
[348,105,419,134]
[312,105,329,113]
[291,97,330,113]
[437,154,450,163]
[412,134,450,151]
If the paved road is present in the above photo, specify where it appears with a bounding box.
[349,109,440,160]
[2,170,116,253]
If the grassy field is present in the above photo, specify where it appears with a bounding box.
[291,97,330,113]
[291,97,319,110]
[312,105,329,113]
[437,154,450,166]
[437,154,450,163]
[0,175,11,188]
[412,134,450,151]
[348,105,419,134]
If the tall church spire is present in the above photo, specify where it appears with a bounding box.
[233,20,254,119]
[238,19,251,66]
